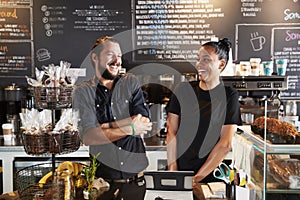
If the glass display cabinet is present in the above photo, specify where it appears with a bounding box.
[233,99,300,200]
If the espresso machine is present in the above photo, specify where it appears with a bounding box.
[4,83,23,135]
[142,74,174,138]
[222,76,288,124]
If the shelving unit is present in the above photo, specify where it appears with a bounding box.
[17,86,81,199]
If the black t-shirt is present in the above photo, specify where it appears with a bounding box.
[166,81,242,174]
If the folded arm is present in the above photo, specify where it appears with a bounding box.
[82,114,152,145]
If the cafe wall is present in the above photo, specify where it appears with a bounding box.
[0,0,299,99]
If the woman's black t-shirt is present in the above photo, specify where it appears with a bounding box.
[166,81,242,180]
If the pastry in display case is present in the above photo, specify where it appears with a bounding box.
[233,93,300,199]
[251,116,300,144]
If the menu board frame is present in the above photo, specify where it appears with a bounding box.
[0,40,34,78]
[235,23,300,62]
[271,26,300,100]
[0,2,34,78]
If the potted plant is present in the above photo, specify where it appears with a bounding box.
[83,152,100,200]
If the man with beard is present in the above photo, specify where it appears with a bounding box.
[73,36,152,199]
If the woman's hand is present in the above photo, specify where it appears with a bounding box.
[193,174,203,186]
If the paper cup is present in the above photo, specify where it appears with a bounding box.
[239,61,250,76]
[276,59,288,76]
[249,58,261,76]
[262,61,273,76]
[2,123,13,141]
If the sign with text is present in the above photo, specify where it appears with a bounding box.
[272,27,300,100]
[0,7,31,40]
[0,41,33,77]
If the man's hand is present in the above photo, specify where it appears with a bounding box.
[100,123,110,129]
[131,114,152,135]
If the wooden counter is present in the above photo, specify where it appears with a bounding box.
[0,183,226,200]
[0,134,166,194]
[0,134,231,195]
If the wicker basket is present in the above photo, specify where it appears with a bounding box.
[49,130,81,154]
[22,132,50,156]
[16,163,54,199]
[33,86,73,109]
[16,162,86,200]
[22,130,80,156]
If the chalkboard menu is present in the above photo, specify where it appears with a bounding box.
[0,5,33,77]
[0,7,31,40]
[235,24,300,61]
[0,42,33,76]
[0,0,299,100]
[132,0,240,62]
[272,27,300,100]
[32,0,131,69]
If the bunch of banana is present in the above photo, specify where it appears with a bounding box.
[38,161,84,188]
[38,171,53,188]
[56,161,83,177]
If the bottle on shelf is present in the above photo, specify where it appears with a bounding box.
[278,103,285,121]
[286,100,297,116]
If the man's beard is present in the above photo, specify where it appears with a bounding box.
[102,69,116,80]
[101,68,117,80]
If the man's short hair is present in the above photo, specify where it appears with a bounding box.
[91,36,120,55]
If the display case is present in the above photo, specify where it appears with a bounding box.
[234,125,300,200]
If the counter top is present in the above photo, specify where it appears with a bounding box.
[0,134,166,193]
[0,133,231,194]
[0,183,226,200]
[0,134,90,194]
[0,133,167,151]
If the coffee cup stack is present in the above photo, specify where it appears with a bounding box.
[2,123,13,141]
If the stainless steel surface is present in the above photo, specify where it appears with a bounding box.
[222,76,288,91]
[144,134,166,151]
[4,83,23,134]
[149,104,167,138]
[4,83,22,101]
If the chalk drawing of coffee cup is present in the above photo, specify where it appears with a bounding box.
[250,32,266,51]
